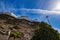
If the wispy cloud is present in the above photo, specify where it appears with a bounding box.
[6,8,60,18]
[19,8,60,15]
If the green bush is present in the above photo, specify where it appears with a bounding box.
[10,31,21,38]
[31,22,59,40]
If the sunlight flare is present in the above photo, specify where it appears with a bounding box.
[52,1,60,11]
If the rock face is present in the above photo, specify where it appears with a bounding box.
[0,12,39,40]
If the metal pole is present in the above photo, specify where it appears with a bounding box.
[46,16,50,25]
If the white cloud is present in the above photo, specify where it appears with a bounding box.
[19,8,60,15]
[8,8,60,18]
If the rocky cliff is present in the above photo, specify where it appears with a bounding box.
[0,12,39,40]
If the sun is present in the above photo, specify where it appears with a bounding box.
[55,2,60,11]
[53,2,60,11]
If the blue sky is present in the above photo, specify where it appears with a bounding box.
[0,0,60,32]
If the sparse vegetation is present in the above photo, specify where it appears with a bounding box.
[8,31,22,40]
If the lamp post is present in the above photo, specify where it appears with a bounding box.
[46,16,50,25]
